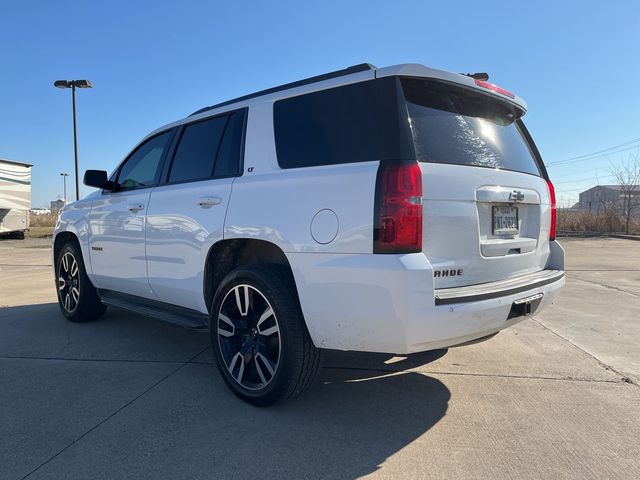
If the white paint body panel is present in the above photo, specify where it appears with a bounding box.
[419,163,552,288]
[145,178,233,312]
[53,62,565,355]
[225,103,378,254]
[287,248,564,353]
[86,190,154,298]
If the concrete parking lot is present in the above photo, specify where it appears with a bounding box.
[1,237,639,480]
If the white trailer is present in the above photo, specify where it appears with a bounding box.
[0,158,32,238]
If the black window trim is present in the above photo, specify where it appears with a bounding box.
[102,128,177,195]
[516,119,549,180]
[159,107,248,187]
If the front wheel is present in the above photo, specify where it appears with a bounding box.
[56,241,106,322]
[210,264,322,406]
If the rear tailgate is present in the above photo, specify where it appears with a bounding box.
[421,163,552,288]
[400,77,553,288]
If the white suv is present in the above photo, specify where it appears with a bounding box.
[53,63,565,405]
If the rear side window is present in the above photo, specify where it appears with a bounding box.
[169,116,227,183]
[401,78,541,176]
[168,110,245,183]
[214,111,244,177]
[273,78,414,169]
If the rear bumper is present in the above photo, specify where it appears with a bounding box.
[288,242,565,354]
[434,269,564,305]
[403,274,564,353]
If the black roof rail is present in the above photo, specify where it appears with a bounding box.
[190,63,377,116]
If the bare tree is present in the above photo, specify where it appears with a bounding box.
[609,152,640,234]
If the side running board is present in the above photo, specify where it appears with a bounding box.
[98,289,209,331]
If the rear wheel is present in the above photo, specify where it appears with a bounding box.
[56,241,106,322]
[210,264,322,406]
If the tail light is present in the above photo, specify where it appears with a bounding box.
[547,179,557,241]
[374,161,423,254]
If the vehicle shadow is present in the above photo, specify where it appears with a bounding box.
[255,350,452,479]
[0,302,451,479]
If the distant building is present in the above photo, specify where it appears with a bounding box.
[577,185,640,213]
[50,199,66,212]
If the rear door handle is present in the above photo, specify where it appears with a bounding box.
[127,203,145,213]
[197,196,222,208]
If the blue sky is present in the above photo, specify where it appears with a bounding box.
[1,0,639,207]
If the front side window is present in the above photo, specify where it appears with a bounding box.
[117,131,172,190]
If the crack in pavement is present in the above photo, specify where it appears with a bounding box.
[566,269,640,272]
[531,317,637,386]
[18,346,210,480]
[0,354,193,364]
[568,275,640,299]
[3,353,627,386]
[322,365,629,384]
[0,264,52,267]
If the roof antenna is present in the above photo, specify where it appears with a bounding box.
[462,72,489,81]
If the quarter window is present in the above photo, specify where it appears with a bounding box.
[273,78,414,169]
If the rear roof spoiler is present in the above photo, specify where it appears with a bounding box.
[376,64,527,113]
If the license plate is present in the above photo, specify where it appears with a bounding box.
[492,206,518,235]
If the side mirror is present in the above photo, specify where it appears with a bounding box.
[83,170,116,190]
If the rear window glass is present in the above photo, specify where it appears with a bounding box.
[401,78,541,176]
[273,78,414,169]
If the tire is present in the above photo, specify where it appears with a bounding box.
[55,241,107,322]
[210,264,322,406]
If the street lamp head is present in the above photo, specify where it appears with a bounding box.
[74,79,93,89]
[54,80,72,89]
[60,172,69,177]
[53,79,93,89]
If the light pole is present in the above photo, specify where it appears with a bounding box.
[60,172,69,204]
[53,79,93,201]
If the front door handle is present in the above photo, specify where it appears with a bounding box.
[127,203,145,213]
[197,197,222,208]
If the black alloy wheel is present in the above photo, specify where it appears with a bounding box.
[55,241,106,322]
[210,264,322,406]
[217,284,281,390]
[58,251,81,313]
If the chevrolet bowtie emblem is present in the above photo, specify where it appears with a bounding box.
[509,190,525,202]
